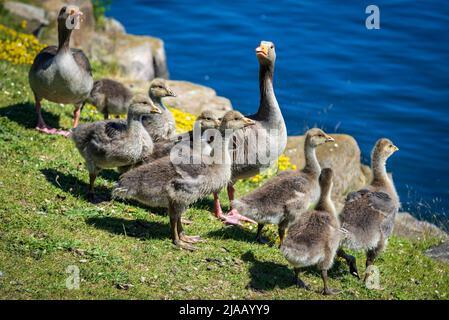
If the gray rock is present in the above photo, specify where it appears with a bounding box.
[119,40,155,80]
[88,32,169,81]
[103,17,126,34]
[425,242,449,264]
[163,80,232,115]
[394,212,448,241]
[4,1,49,35]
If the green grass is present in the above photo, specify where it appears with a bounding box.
[0,60,448,299]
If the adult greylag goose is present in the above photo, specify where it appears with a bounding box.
[72,95,161,201]
[281,168,342,295]
[87,79,133,119]
[29,5,93,136]
[217,41,287,225]
[339,138,400,282]
[113,111,256,251]
[142,78,177,142]
[232,128,335,243]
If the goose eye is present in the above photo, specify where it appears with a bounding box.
[270,45,274,49]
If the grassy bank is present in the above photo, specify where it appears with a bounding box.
[0,43,448,299]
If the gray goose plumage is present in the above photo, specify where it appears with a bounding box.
[281,168,342,295]
[87,79,133,119]
[112,111,256,251]
[29,5,93,136]
[72,95,161,201]
[118,109,222,174]
[338,138,400,281]
[219,41,287,225]
[142,78,177,142]
[150,109,223,161]
[232,128,335,243]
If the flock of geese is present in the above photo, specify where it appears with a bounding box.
[26,6,400,295]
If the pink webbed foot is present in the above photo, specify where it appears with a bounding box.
[227,208,257,224]
[220,209,257,226]
[36,125,71,137]
[215,211,242,226]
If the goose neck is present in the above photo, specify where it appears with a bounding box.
[315,191,336,217]
[57,19,72,52]
[303,142,320,178]
[256,63,280,120]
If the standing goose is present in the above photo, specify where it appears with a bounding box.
[29,5,93,136]
[217,41,287,225]
[113,111,256,251]
[232,128,335,240]
[72,95,161,201]
[143,78,177,142]
[281,168,342,295]
[339,138,400,281]
[87,79,133,120]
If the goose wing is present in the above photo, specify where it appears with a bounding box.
[71,48,92,76]
[30,46,57,71]
[103,120,127,139]
[343,190,397,222]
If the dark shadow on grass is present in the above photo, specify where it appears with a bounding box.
[241,251,294,291]
[40,168,111,202]
[99,169,120,182]
[192,197,217,211]
[206,225,256,243]
[86,216,169,240]
[241,251,344,292]
[112,198,168,216]
[0,102,61,129]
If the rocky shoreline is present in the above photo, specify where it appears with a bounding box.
[3,0,447,255]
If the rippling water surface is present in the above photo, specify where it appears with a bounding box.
[110,0,449,225]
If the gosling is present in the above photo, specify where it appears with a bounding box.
[113,111,255,251]
[143,78,177,142]
[72,95,161,201]
[339,138,400,282]
[281,168,342,295]
[232,128,335,243]
[86,79,133,120]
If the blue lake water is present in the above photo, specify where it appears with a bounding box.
[109,0,449,225]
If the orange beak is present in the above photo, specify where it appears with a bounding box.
[256,43,268,57]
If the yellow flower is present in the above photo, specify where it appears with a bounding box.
[168,107,196,133]
[0,24,46,65]
[20,20,27,30]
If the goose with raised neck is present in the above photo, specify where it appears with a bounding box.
[29,5,93,136]
[212,41,287,225]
